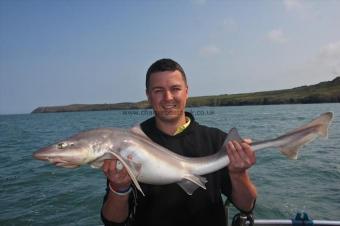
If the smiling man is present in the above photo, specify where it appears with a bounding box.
[146,67,188,135]
[101,58,257,226]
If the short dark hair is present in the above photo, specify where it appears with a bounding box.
[145,58,187,91]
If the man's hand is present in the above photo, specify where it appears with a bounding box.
[102,159,131,223]
[103,158,132,191]
[226,139,257,212]
[226,139,256,174]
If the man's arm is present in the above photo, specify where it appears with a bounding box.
[227,140,257,212]
[102,188,130,223]
[101,159,132,223]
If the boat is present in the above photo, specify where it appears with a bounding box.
[225,202,340,226]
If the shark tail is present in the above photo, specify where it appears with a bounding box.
[279,112,333,160]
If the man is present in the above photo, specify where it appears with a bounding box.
[101,59,257,226]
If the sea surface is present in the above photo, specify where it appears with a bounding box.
[0,104,339,225]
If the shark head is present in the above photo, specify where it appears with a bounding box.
[33,136,95,168]
[33,128,124,168]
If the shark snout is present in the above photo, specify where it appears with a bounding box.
[33,145,86,168]
[32,147,65,163]
[33,147,51,161]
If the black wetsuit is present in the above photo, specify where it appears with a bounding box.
[102,112,231,226]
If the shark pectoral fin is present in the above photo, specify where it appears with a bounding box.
[97,151,145,196]
[117,158,145,196]
[89,152,116,169]
[178,175,208,195]
[124,160,142,176]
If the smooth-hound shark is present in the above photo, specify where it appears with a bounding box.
[33,112,333,195]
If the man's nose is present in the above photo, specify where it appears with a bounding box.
[164,90,174,101]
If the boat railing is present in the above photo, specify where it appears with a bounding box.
[224,201,340,226]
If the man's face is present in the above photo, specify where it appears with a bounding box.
[146,70,188,123]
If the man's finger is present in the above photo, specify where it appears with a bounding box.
[103,160,110,174]
[243,138,252,144]
[241,143,256,165]
[232,141,249,161]
[116,160,123,171]
[228,141,242,162]
[108,160,117,174]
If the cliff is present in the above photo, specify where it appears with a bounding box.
[32,77,340,113]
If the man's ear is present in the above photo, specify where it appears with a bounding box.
[185,86,189,99]
[146,89,151,103]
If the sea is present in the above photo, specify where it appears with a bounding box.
[0,104,339,225]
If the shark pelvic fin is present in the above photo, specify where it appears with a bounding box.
[178,174,208,195]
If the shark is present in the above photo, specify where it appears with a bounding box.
[33,112,333,195]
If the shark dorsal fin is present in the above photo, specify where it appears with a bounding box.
[220,128,243,148]
[129,124,152,141]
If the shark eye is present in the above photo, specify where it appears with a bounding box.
[57,142,68,149]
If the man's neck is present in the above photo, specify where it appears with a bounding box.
[155,115,187,136]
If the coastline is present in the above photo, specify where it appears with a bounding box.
[31,77,340,113]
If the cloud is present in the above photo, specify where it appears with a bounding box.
[283,0,303,11]
[223,18,238,32]
[316,41,340,75]
[285,40,340,84]
[318,41,340,61]
[199,45,221,57]
[283,0,318,20]
[267,29,287,44]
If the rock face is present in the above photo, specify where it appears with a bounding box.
[31,102,150,113]
[32,77,340,113]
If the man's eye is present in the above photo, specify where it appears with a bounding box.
[154,89,163,94]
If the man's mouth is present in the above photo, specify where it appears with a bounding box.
[163,104,177,110]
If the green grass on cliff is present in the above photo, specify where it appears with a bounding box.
[32,77,340,113]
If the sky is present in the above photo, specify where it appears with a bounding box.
[1,0,340,114]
